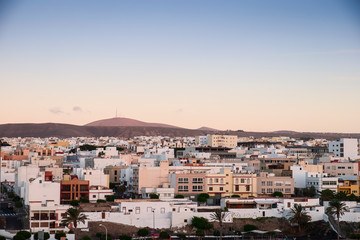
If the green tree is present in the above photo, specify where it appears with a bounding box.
[191,216,213,230]
[320,189,335,202]
[288,204,312,232]
[210,209,229,240]
[243,224,258,232]
[326,199,347,240]
[61,207,88,229]
[197,193,210,203]
[95,232,102,239]
[271,191,283,198]
[231,195,240,198]
[82,236,91,240]
[149,193,159,199]
[70,200,79,206]
[137,228,149,237]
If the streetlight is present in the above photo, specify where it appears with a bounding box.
[152,208,155,229]
[99,224,108,240]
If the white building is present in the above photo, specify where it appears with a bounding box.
[328,138,359,160]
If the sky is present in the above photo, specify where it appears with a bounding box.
[0,0,360,132]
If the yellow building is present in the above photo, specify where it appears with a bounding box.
[208,135,237,148]
[338,180,359,196]
[205,168,257,198]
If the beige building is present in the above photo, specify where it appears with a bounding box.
[131,160,169,195]
[205,168,257,198]
[104,165,127,184]
[257,172,294,197]
[169,168,207,196]
[322,162,358,176]
[208,135,237,148]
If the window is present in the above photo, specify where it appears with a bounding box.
[114,170,118,175]
[246,185,250,191]
[220,187,224,191]
[215,179,219,183]
[261,181,265,186]
[192,178,203,184]
[192,185,203,192]
[135,207,140,214]
[267,188,273,193]
[178,178,189,183]
[261,188,265,193]
[178,186,188,192]
[93,195,96,198]
[235,185,239,191]
[209,187,213,191]
[267,181,273,186]
[285,188,291,193]
[241,179,245,183]
[147,207,152,212]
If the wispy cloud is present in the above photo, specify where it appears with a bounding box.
[176,108,183,113]
[73,106,83,112]
[49,107,63,114]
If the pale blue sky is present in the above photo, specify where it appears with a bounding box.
[0,0,360,132]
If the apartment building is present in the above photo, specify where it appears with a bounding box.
[338,178,359,196]
[322,162,358,176]
[257,172,294,197]
[328,138,359,160]
[131,160,169,195]
[104,165,127,184]
[170,171,206,196]
[60,176,89,203]
[205,168,256,198]
[208,135,237,148]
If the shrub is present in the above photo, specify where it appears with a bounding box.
[82,236,91,240]
[70,200,79,206]
[106,195,115,202]
[54,232,66,240]
[119,234,132,240]
[213,230,220,236]
[97,199,106,203]
[95,232,102,239]
[191,217,213,230]
[159,232,170,239]
[243,224,258,232]
[16,231,31,239]
[195,230,205,237]
[231,195,240,198]
[0,236,6,240]
[149,193,159,199]
[137,228,149,237]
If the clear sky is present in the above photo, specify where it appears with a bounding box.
[1,0,360,132]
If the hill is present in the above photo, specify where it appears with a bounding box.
[1,123,360,139]
[85,117,181,128]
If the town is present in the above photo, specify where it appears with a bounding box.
[1,135,360,239]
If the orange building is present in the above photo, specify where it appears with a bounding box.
[60,176,89,203]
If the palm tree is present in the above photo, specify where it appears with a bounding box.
[210,209,229,240]
[326,199,347,240]
[61,207,88,230]
[288,204,312,232]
